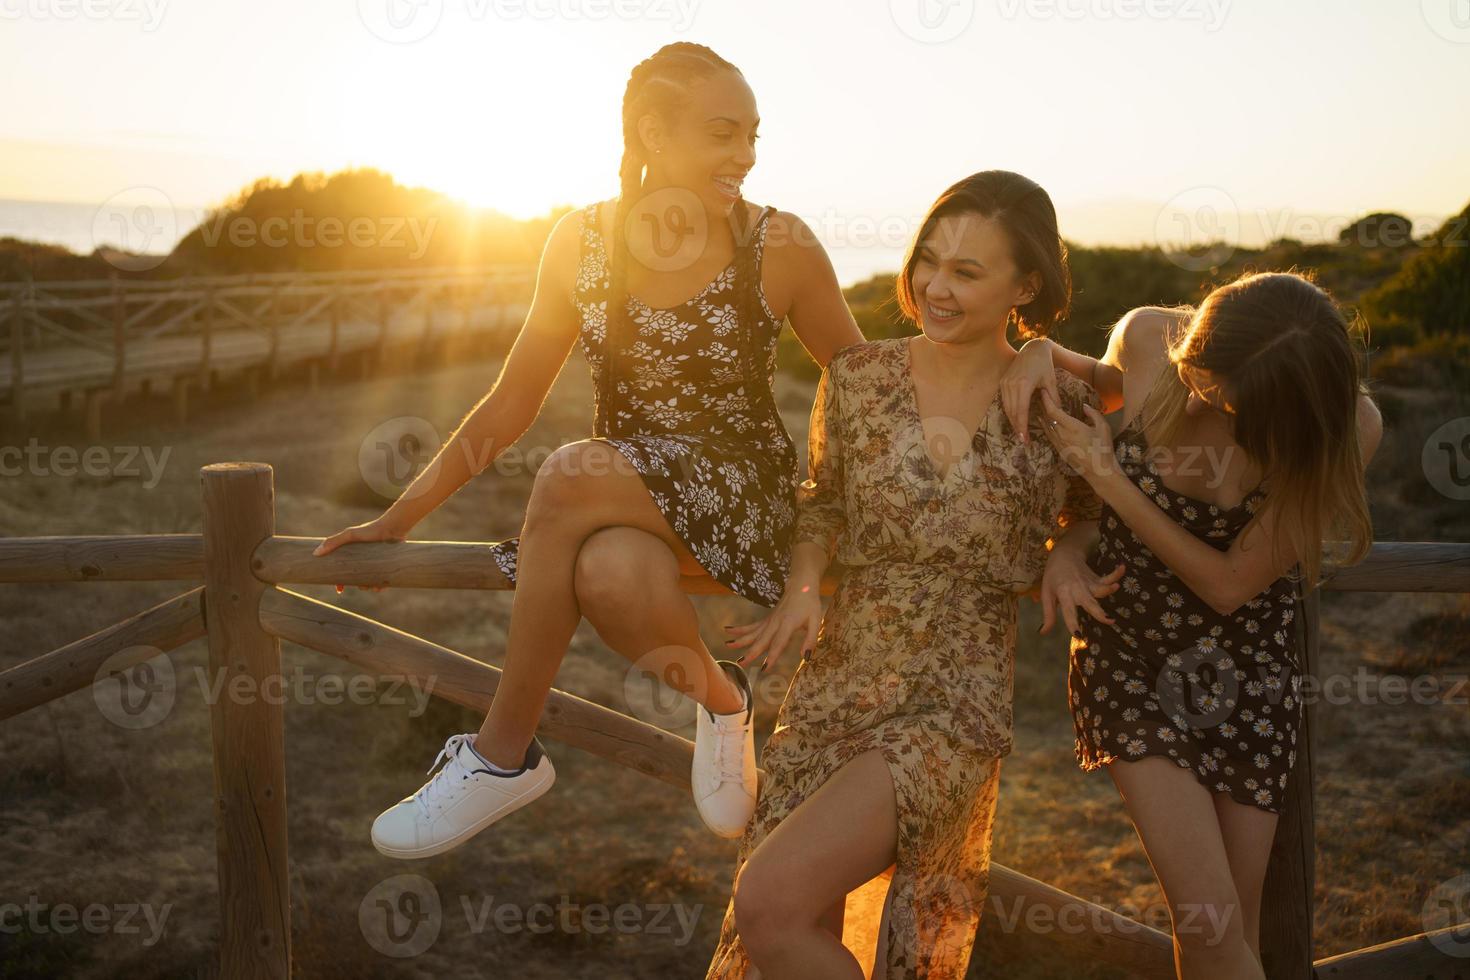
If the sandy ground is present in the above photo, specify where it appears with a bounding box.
[1,349,1466,978]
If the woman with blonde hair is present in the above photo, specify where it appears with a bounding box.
[1006,271,1383,979]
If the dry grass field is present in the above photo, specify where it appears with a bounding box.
[1,347,1466,978]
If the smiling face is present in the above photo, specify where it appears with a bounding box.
[638,68,758,218]
[908,212,1040,345]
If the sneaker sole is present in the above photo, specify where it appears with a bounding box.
[372,762,556,860]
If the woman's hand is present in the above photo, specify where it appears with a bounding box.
[312,513,412,593]
[1002,339,1060,444]
[724,583,824,673]
[1040,546,1125,636]
[1039,388,1117,483]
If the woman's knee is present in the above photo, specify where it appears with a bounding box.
[524,441,627,528]
[732,859,787,942]
[733,856,826,943]
[572,527,676,619]
[1171,894,1248,957]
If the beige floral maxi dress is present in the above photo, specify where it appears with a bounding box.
[706,338,1101,979]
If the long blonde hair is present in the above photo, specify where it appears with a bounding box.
[1139,272,1373,588]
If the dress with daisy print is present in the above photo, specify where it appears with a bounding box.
[487,201,799,606]
[1069,410,1303,813]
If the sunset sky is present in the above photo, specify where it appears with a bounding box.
[2,0,1468,278]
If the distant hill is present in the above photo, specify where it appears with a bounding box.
[0,168,568,283]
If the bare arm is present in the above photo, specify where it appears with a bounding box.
[1002,306,1185,440]
[764,211,866,368]
[1042,391,1384,614]
[315,210,584,553]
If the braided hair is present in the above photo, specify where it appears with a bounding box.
[596,43,769,438]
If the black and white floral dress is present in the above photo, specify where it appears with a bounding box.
[488,201,799,606]
[1069,412,1303,813]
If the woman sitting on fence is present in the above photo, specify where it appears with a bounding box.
[313,42,863,857]
[1004,273,1383,979]
[708,170,1125,978]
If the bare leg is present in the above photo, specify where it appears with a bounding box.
[474,440,744,769]
[1107,757,1264,980]
[1212,793,1279,964]
[573,526,741,712]
[734,749,898,979]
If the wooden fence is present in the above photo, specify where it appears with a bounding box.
[1,462,1467,978]
[0,268,533,437]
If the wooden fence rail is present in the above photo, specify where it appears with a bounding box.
[1,463,1467,978]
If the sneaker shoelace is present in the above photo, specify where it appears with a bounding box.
[415,733,476,819]
[710,694,749,787]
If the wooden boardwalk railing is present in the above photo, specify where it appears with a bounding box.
[1,462,1467,978]
[0,267,533,436]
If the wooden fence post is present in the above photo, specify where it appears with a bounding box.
[201,463,291,979]
[375,284,390,374]
[327,287,341,374]
[266,285,281,382]
[111,275,126,402]
[419,283,436,365]
[200,284,215,391]
[8,287,25,423]
[1260,586,1320,978]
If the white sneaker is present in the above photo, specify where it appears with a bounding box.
[692,661,757,838]
[371,733,555,860]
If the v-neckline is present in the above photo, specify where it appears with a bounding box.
[901,336,1003,484]
[627,262,733,314]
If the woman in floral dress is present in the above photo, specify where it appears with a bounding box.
[710,171,1124,979]
[314,43,863,856]
[1005,273,1383,979]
